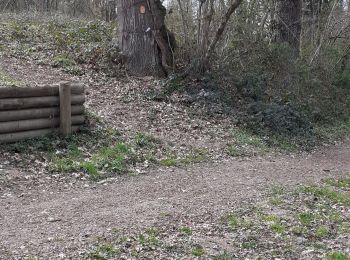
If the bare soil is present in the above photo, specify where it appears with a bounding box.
[1,139,349,259]
[0,57,350,259]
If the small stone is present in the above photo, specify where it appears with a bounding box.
[48,217,61,223]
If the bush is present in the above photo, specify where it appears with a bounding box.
[245,101,312,136]
[210,40,350,138]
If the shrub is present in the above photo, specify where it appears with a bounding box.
[245,101,312,136]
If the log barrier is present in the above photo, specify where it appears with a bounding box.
[0,82,86,143]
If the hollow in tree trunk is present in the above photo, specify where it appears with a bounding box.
[117,0,175,77]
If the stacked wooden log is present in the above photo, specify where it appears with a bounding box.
[0,82,85,143]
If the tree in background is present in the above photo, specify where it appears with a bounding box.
[272,0,302,56]
[117,0,175,76]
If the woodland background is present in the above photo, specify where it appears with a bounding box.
[1,3,350,258]
[0,0,349,142]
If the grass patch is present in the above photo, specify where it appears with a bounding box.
[159,158,177,167]
[298,212,315,226]
[226,128,310,155]
[266,135,299,152]
[270,196,283,206]
[303,186,350,206]
[315,226,329,239]
[84,178,350,259]
[159,149,207,167]
[135,132,159,148]
[52,54,82,75]
[314,119,350,144]
[326,252,349,260]
[1,126,140,180]
[191,245,205,257]
[0,69,22,86]
[324,178,350,190]
[291,226,307,236]
[338,222,350,234]
[88,243,118,260]
[224,128,271,156]
[179,149,207,164]
[137,229,159,246]
[270,223,286,234]
[241,236,258,249]
[227,214,239,229]
[262,214,280,222]
[231,129,263,147]
[180,227,192,236]
[48,136,133,179]
[225,144,243,157]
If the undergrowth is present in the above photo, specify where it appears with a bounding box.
[164,41,350,150]
[0,14,120,76]
[0,124,208,179]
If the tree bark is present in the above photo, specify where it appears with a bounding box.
[117,0,174,76]
[273,0,302,56]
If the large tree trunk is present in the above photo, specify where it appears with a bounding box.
[117,0,174,76]
[273,0,302,56]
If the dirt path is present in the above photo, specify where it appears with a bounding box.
[1,139,349,259]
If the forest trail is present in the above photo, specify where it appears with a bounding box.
[0,139,349,258]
